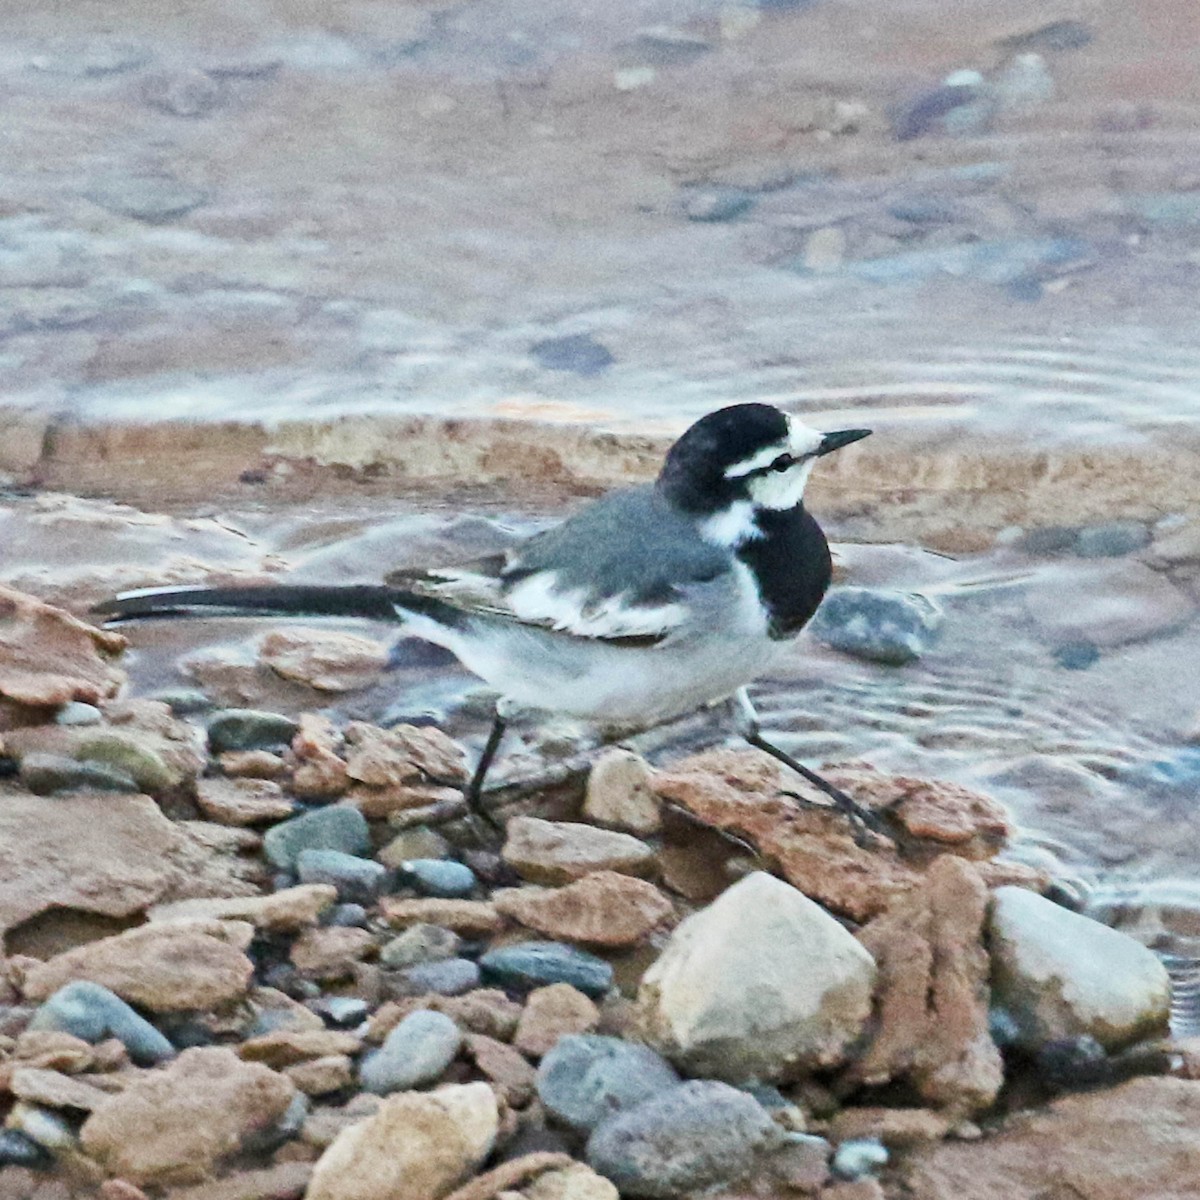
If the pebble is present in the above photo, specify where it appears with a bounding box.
[809,587,944,665]
[536,1034,680,1133]
[583,749,662,834]
[516,984,602,1058]
[20,752,137,795]
[141,68,222,118]
[530,334,615,377]
[264,806,371,870]
[10,1104,77,1152]
[399,858,478,898]
[585,1080,782,1198]
[0,1128,51,1167]
[480,942,614,999]
[208,709,301,754]
[84,173,209,222]
[502,817,657,885]
[681,188,755,222]
[832,1139,889,1181]
[380,923,462,969]
[54,701,103,727]
[324,902,370,927]
[309,997,371,1028]
[1053,640,1100,670]
[378,826,451,866]
[195,776,296,825]
[1074,521,1151,558]
[380,898,504,937]
[298,849,390,904]
[149,687,213,716]
[73,732,176,793]
[359,1010,462,1095]
[394,957,482,996]
[29,981,175,1065]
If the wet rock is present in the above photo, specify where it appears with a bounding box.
[140,67,223,117]
[381,898,504,937]
[291,926,374,980]
[502,818,657,885]
[495,872,673,948]
[396,958,482,997]
[263,805,370,870]
[209,709,301,753]
[0,584,126,707]
[72,729,178,793]
[516,984,601,1059]
[585,1080,781,1198]
[681,188,755,222]
[84,173,209,222]
[360,1009,462,1094]
[583,749,662,834]
[195,776,296,825]
[400,858,478,899]
[902,1077,1200,1198]
[28,981,174,1065]
[258,628,389,693]
[537,1035,680,1133]
[832,1139,889,1181]
[1074,520,1151,558]
[481,942,614,999]
[149,884,336,932]
[810,587,944,665]
[989,886,1171,1051]
[381,923,462,969]
[29,37,149,76]
[19,751,136,794]
[530,334,615,377]
[0,1129,48,1168]
[20,919,255,1013]
[637,871,875,1081]
[306,1082,498,1200]
[845,857,1002,1113]
[298,849,389,904]
[80,1046,298,1185]
[54,701,102,726]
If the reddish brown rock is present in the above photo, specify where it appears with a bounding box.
[0,786,181,937]
[20,919,256,1013]
[494,872,673,948]
[289,715,351,799]
[514,984,601,1059]
[583,749,662,835]
[195,776,295,825]
[828,1106,954,1147]
[380,898,505,937]
[345,721,468,787]
[290,926,374,980]
[11,1030,96,1072]
[285,1054,355,1096]
[219,749,289,779]
[652,751,1010,922]
[0,584,126,707]
[845,856,1002,1114]
[239,1029,362,1068]
[10,1066,111,1111]
[501,817,657,885]
[80,1047,298,1186]
[902,1077,1200,1200]
[369,991,523,1044]
[348,781,465,819]
[161,1162,312,1200]
[464,1033,537,1106]
[258,627,389,692]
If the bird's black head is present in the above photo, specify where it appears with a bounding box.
[656,403,871,530]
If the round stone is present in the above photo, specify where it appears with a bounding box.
[360,1010,462,1095]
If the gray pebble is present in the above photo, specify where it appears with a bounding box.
[1074,521,1151,558]
[394,957,481,997]
[54,702,103,727]
[380,923,462,969]
[400,858,477,899]
[84,173,209,223]
[832,1138,889,1180]
[243,1091,309,1154]
[263,805,370,870]
[30,38,150,77]
[537,1034,680,1133]
[323,902,370,928]
[29,981,175,1065]
[359,1010,462,1094]
[208,708,300,753]
[308,997,370,1028]
[480,941,614,999]
[20,753,137,795]
[1020,526,1079,554]
[149,688,214,716]
[10,1105,78,1153]
[141,68,222,118]
[682,188,755,223]
[298,848,389,904]
[0,1129,49,1168]
[586,1080,782,1198]
[530,334,614,377]
[810,587,943,665]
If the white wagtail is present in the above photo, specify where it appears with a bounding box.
[95,404,876,830]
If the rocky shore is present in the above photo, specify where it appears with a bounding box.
[0,580,1191,1200]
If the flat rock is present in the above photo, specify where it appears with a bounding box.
[19,752,137,794]
[481,942,614,999]
[526,1162,620,1200]
[585,1080,781,1198]
[502,818,657,885]
[463,1033,537,1107]
[395,957,482,996]
[0,584,126,707]
[195,776,296,825]
[537,1035,680,1133]
[495,872,673,948]
[902,1077,1200,1199]
[290,926,374,980]
[258,627,389,692]
[80,1046,298,1185]
[239,1028,362,1068]
[344,721,468,789]
[844,856,1003,1113]
[162,1162,313,1200]
[21,919,255,1012]
[10,1066,110,1111]
[380,898,504,937]
[263,805,370,870]
[516,985,601,1059]
[298,849,389,904]
[583,750,662,834]
[306,1082,498,1200]
[207,709,301,753]
[28,981,174,1065]
[637,871,876,1082]
[810,587,944,665]
[989,886,1171,1051]
[360,1010,463,1094]
[382,923,462,969]
[0,786,181,938]
[287,1053,355,1095]
[148,884,337,932]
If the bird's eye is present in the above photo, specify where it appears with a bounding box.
[768,453,796,472]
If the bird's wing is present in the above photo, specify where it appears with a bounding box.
[385,486,730,644]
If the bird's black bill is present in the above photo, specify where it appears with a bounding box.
[816,428,872,456]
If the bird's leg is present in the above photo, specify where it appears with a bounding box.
[464,709,507,831]
[730,688,885,837]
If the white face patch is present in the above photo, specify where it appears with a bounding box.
[723,416,824,480]
[723,416,824,511]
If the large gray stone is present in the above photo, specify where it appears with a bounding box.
[637,872,876,1082]
[263,806,370,870]
[29,981,174,1065]
[810,587,943,665]
[989,886,1171,1051]
[359,1010,462,1095]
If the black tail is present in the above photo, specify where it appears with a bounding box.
[93,584,423,624]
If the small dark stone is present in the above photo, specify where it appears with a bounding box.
[894,83,983,141]
[460,849,520,887]
[1036,1035,1111,1090]
[0,756,18,779]
[1054,640,1100,670]
[480,941,614,998]
[19,752,138,795]
[149,687,214,715]
[530,333,615,377]
[208,709,300,753]
[0,1129,51,1168]
[324,902,370,928]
